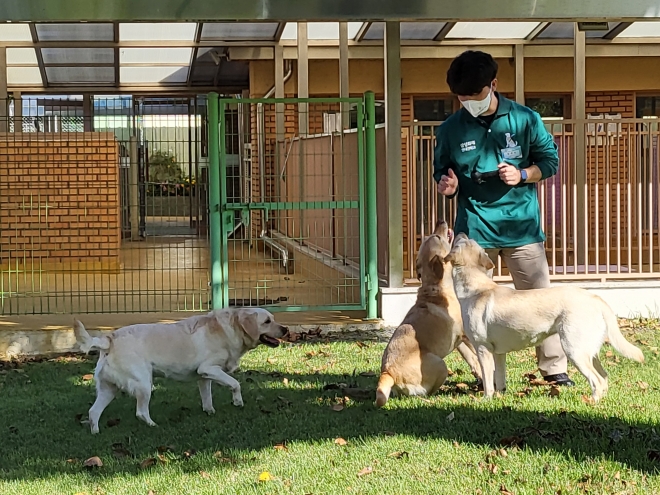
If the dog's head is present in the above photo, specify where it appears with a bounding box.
[415,220,454,284]
[444,233,495,273]
[235,308,289,348]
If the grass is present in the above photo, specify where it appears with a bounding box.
[1,320,660,495]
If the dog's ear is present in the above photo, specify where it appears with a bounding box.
[479,251,495,271]
[237,309,261,340]
[430,255,445,279]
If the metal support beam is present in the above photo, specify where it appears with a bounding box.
[113,22,120,87]
[526,22,550,40]
[28,24,48,88]
[604,22,634,39]
[297,22,309,136]
[12,91,22,132]
[339,21,350,130]
[187,23,203,86]
[4,1,660,22]
[514,44,525,104]
[129,136,140,241]
[434,22,456,41]
[0,48,7,133]
[384,21,403,288]
[82,94,93,131]
[574,22,587,267]
[355,22,372,42]
[274,44,285,141]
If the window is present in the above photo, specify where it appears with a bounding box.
[525,97,567,119]
[636,96,660,118]
[413,98,454,122]
[349,101,385,128]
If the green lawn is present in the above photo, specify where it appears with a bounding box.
[1,319,659,495]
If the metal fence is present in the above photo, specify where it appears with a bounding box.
[209,94,378,316]
[0,95,210,314]
[404,118,660,282]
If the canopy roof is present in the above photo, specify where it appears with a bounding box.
[2,21,660,91]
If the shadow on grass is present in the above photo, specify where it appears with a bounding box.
[1,358,659,482]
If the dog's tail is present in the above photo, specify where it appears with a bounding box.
[604,310,644,363]
[375,372,395,408]
[73,319,111,354]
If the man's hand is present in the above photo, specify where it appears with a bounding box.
[437,168,459,196]
[498,163,522,186]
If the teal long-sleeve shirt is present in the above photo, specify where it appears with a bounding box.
[433,94,559,249]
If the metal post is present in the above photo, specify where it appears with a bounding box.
[0,48,7,133]
[384,21,403,288]
[297,22,309,136]
[514,44,525,105]
[83,94,93,132]
[365,91,379,319]
[275,44,285,141]
[574,23,587,266]
[13,92,22,131]
[129,136,140,241]
[208,92,222,309]
[339,22,350,130]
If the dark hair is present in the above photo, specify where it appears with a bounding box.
[446,50,498,96]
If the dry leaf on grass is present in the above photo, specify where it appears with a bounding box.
[581,395,596,405]
[106,418,121,428]
[499,436,524,448]
[334,437,348,446]
[200,471,211,479]
[258,471,274,482]
[331,404,344,412]
[139,458,157,470]
[274,442,288,452]
[456,383,469,390]
[549,386,561,397]
[638,381,650,391]
[387,451,409,459]
[446,411,455,422]
[111,443,132,458]
[83,456,103,468]
[357,466,373,477]
[500,485,515,495]
[82,374,94,381]
[182,449,197,460]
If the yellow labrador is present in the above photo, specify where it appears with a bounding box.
[445,233,644,402]
[376,220,482,407]
[74,308,288,433]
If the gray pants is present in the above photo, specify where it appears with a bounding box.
[485,243,567,376]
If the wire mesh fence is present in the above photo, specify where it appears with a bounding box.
[0,95,210,314]
[215,97,368,311]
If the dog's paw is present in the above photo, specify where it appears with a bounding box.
[204,407,216,415]
[90,426,100,434]
[232,397,244,407]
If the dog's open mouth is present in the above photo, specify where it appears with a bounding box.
[259,335,281,348]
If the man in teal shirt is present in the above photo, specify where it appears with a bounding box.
[434,50,574,387]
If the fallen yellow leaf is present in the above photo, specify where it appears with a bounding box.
[334,437,348,446]
[258,471,274,482]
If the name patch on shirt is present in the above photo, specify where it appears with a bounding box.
[460,140,476,152]
[501,132,522,160]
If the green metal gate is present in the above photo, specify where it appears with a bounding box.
[207,93,378,318]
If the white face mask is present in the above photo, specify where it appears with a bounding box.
[460,87,493,118]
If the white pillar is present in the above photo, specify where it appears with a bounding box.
[297,22,309,136]
[574,22,587,266]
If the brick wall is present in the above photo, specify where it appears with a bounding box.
[585,92,635,252]
[0,132,121,272]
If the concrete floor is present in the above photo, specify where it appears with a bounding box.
[1,219,361,315]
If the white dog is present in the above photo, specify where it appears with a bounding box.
[445,233,644,402]
[74,307,288,433]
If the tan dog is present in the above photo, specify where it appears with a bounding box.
[74,308,288,433]
[445,233,644,402]
[375,221,482,407]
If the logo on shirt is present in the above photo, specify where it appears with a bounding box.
[504,133,518,148]
[460,140,476,152]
